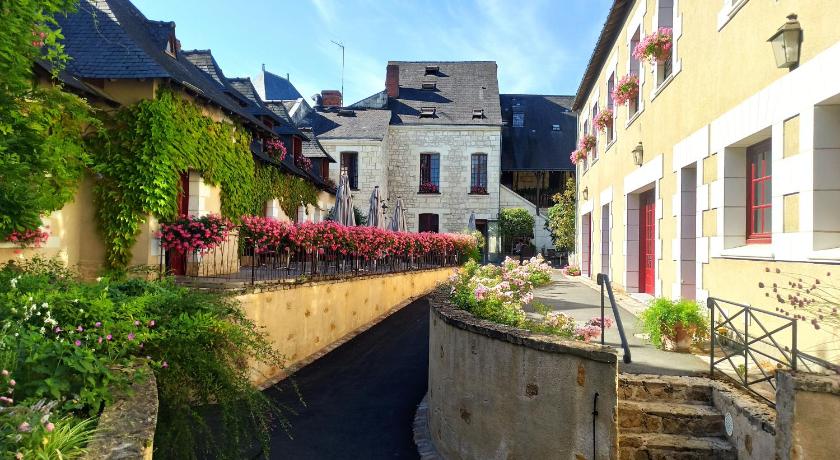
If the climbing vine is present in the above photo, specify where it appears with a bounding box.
[90,89,254,267]
[90,89,320,268]
[253,162,319,218]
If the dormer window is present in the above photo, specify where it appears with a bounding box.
[512,112,524,128]
[420,107,436,118]
[552,124,561,131]
[338,109,355,117]
[424,65,439,75]
[472,109,484,119]
[165,35,177,57]
[421,80,436,90]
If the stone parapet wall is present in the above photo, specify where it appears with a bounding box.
[776,371,840,460]
[427,290,618,459]
[237,268,453,387]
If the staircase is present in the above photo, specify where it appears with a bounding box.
[618,374,736,459]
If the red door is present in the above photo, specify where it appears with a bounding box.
[170,172,190,275]
[639,190,656,294]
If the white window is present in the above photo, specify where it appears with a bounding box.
[718,0,749,30]
[655,0,674,86]
[606,72,615,143]
[629,27,642,117]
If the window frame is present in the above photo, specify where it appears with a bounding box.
[340,151,359,190]
[629,26,642,117]
[746,139,772,244]
[419,153,441,193]
[606,73,616,144]
[418,213,440,233]
[470,153,488,194]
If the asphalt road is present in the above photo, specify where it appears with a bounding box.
[265,297,430,460]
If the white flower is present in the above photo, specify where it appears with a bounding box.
[9,278,18,289]
[41,302,48,309]
[95,277,102,282]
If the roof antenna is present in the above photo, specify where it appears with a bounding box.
[330,40,345,107]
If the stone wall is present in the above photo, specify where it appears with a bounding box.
[776,371,840,460]
[85,366,158,460]
[237,268,453,387]
[386,125,501,233]
[323,138,389,206]
[427,290,618,459]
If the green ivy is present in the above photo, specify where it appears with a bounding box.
[253,162,319,218]
[90,89,319,268]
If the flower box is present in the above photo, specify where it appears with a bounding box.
[5,228,50,248]
[419,182,440,194]
[633,28,673,64]
[612,74,639,106]
[469,186,488,195]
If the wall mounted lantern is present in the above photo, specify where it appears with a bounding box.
[632,142,644,166]
[768,14,802,69]
[582,187,589,201]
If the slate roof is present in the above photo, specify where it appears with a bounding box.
[34,60,119,106]
[225,76,301,136]
[298,128,336,162]
[500,94,577,171]
[264,101,294,125]
[387,61,502,126]
[299,108,392,140]
[254,69,304,101]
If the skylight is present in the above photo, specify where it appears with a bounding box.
[420,107,436,118]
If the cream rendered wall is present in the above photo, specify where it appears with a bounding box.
[576,0,840,359]
[386,125,501,233]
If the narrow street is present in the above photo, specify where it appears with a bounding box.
[265,298,430,460]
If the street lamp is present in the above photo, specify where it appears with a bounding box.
[768,14,802,69]
[582,187,589,201]
[632,142,644,166]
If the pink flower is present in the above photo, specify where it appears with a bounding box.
[8,379,15,387]
[18,422,30,432]
[1,370,8,377]
[127,332,135,341]
[106,334,113,341]
[45,422,55,432]
[74,340,81,347]
[162,361,169,369]
[76,325,84,332]
[134,320,140,326]
[95,322,102,328]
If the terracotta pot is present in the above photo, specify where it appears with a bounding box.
[662,322,696,353]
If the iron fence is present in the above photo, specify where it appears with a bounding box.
[709,297,838,406]
[160,234,462,286]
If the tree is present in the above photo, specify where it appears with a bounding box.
[499,208,534,251]
[546,176,576,251]
[0,0,94,238]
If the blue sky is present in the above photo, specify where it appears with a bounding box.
[132,0,612,104]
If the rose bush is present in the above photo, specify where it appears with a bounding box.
[158,214,233,254]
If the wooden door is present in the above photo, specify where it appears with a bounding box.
[639,190,656,294]
[170,172,190,276]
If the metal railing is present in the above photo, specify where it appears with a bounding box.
[161,237,462,286]
[709,297,839,406]
[596,274,631,364]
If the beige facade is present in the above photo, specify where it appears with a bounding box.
[574,0,840,360]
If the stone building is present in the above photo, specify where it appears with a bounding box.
[257,61,577,260]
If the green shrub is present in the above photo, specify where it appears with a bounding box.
[0,259,289,459]
[639,297,709,348]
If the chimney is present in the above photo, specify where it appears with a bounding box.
[386,64,399,98]
[321,90,342,108]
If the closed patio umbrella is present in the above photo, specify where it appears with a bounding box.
[335,173,356,226]
[467,211,476,232]
[367,186,385,229]
[389,198,407,232]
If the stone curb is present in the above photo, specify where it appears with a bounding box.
[413,394,444,460]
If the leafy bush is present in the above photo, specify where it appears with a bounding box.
[546,177,576,251]
[499,208,535,239]
[0,258,289,459]
[640,298,709,348]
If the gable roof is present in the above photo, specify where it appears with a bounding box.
[254,69,304,101]
[500,94,577,171]
[387,61,502,126]
[572,0,634,111]
[299,108,392,140]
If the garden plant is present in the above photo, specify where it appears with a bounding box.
[640,297,709,352]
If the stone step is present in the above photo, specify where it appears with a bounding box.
[619,373,713,405]
[618,400,725,437]
[619,433,736,460]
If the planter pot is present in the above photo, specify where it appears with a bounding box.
[661,323,696,353]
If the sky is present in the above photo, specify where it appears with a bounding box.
[132,0,612,105]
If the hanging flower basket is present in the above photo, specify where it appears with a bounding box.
[265,138,287,161]
[612,74,639,106]
[158,214,233,254]
[633,28,673,64]
[5,228,50,248]
[579,134,597,153]
[593,109,614,133]
[569,149,587,165]
[294,151,312,171]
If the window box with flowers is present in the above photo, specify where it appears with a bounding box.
[633,28,673,64]
[593,109,614,133]
[419,181,440,194]
[4,228,50,248]
[469,185,488,195]
[611,74,639,106]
